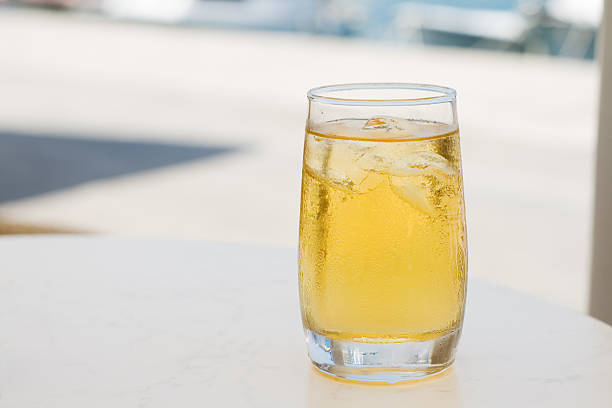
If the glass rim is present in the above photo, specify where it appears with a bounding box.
[307,83,456,106]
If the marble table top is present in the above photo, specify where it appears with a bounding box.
[0,236,610,407]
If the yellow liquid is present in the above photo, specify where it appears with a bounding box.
[299,118,467,342]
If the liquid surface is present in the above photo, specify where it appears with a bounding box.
[299,117,467,342]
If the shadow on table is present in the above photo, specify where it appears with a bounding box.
[0,130,237,203]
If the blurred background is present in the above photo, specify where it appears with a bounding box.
[0,0,601,312]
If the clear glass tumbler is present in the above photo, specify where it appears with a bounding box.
[298,83,467,383]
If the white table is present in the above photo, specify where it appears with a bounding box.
[0,237,610,407]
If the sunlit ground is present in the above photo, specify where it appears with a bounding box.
[0,8,597,312]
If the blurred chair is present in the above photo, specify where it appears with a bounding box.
[392,0,599,58]
[393,2,532,51]
[591,0,612,325]
[542,0,600,59]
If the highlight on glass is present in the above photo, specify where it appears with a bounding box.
[298,83,467,383]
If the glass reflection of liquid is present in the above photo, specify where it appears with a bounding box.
[305,366,463,408]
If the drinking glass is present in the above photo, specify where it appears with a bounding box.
[298,83,467,383]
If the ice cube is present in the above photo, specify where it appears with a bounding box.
[305,157,384,194]
[390,176,434,214]
[362,116,457,140]
[356,146,455,179]
[363,116,405,131]
[388,152,455,178]
[303,136,331,176]
[354,171,386,193]
[324,168,359,191]
[355,144,395,172]
[304,138,372,193]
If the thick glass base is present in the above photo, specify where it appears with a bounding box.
[305,328,460,383]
